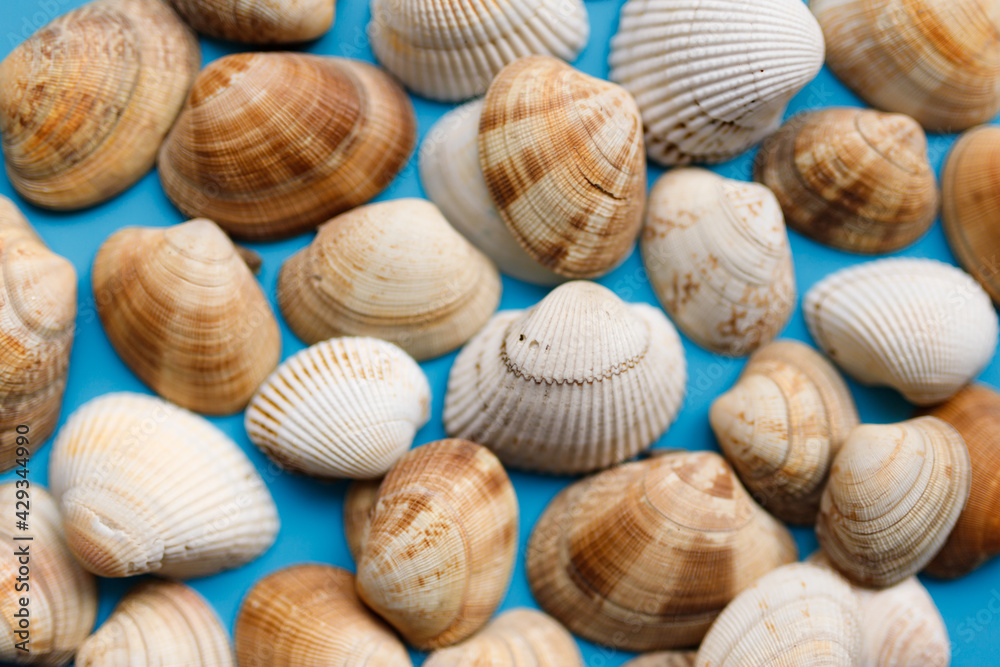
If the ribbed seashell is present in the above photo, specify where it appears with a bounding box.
[369,0,589,102]
[479,56,646,278]
[245,337,430,479]
[0,197,76,472]
[355,439,518,649]
[235,564,411,666]
[527,451,798,651]
[0,0,199,209]
[92,219,281,415]
[609,0,824,165]
[641,168,795,356]
[278,199,501,361]
[158,53,416,240]
[817,417,972,588]
[623,652,696,667]
[76,580,232,666]
[444,281,686,474]
[811,0,1000,132]
[166,0,335,43]
[0,485,96,666]
[754,107,939,254]
[804,258,999,406]
[49,393,279,578]
[343,478,380,563]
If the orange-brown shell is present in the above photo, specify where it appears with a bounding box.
[624,652,697,667]
[423,608,581,666]
[166,0,335,43]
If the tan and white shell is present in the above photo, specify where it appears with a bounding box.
[343,478,381,563]
[167,0,335,43]
[623,653,696,667]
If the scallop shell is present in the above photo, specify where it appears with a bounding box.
[277,199,501,361]
[444,281,686,474]
[167,0,335,43]
[92,219,281,416]
[0,0,199,209]
[343,478,380,563]
[49,392,279,578]
[754,107,939,254]
[609,0,824,165]
[623,653,696,667]
[527,451,798,651]
[158,53,416,240]
[641,168,796,356]
[479,56,646,279]
[355,439,518,649]
[804,258,999,406]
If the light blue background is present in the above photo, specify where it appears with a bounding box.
[2,0,999,664]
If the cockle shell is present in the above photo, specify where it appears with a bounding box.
[92,219,281,415]
[527,451,798,651]
[354,439,518,649]
[754,107,939,254]
[158,53,416,240]
[623,653,696,667]
[235,564,411,666]
[804,258,999,406]
[641,168,795,356]
[167,0,335,43]
[609,0,824,165]
[444,281,686,474]
[49,393,279,579]
[0,0,199,209]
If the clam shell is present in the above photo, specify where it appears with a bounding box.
[0,0,199,209]
[49,392,279,578]
[343,478,380,563]
[623,653,697,667]
[166,0,335,43]
[641,168,796,356]
[444,281,686,474]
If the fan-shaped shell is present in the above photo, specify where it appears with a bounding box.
[623,653,696,667]
[804,258,999,406]
[0,0,199,209]
[92,218,281,415]
[444,281,686,474]
[167,0,335,43]
[49,392,279,579]
[158,53,416,240]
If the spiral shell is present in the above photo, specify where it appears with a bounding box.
[166,0,335,43]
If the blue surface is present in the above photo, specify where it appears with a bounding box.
[1,0,999,664]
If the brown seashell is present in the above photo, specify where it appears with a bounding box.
[343,478,380,563]
[424,608,582,666]
[623,652,697,667]
[167,0,335,43]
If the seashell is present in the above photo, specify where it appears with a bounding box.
[354,439,518,649]
[277,199,501,361]
[245,337,430,479]
[641,168,795,356]
[817,417,972,588]
[49,392,279,579]
[92,219,281,416]
[369,0,589,102]
[343,478,380,563]
[444,281,686,474]
[0,197,76,472]
[754,107,939,254]
[158,53,416,240]
[609,0,824,165]
[811,0,1000,132]
[235,564,411,666]
[804,258,999,406]
[623,653,696,667]
[76,580,233,666]
[166,0,335,43]
[0,0,199,209]
[0,485,97,666]
[527,451,798,651]
[479,56,646,278]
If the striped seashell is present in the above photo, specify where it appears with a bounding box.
[424,608,581,666]
[167,0,335,43]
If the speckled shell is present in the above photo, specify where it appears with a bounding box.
[609,0,824,165]
[0,0,199,209]
[444,281,687,474]
[49,392,279,579]
[158,53,416,240]
[527,451,798,651]
[623,652,697,667]
[804,258,999,406]
[167,0,335,43]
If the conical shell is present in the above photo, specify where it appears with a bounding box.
[527,451,798,651]
[343,478,380,563]
[166,0,335,43]
[609,0,824,165]
[0,0,199,209]
[235,564,411,666]
[92,219,281,415]
[804,258,999,406]
[479,56,646,278]
[278,199,501,361]
[355,439,518,649]
[641,168,796,356]
[444,281,686,474]
[158,53,416,240]
[754,107,939,254]
[623,653,696,667]
[49,392,279,578]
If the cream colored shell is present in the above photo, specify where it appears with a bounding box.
[424,608,581,666]
[167,0,335,43]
